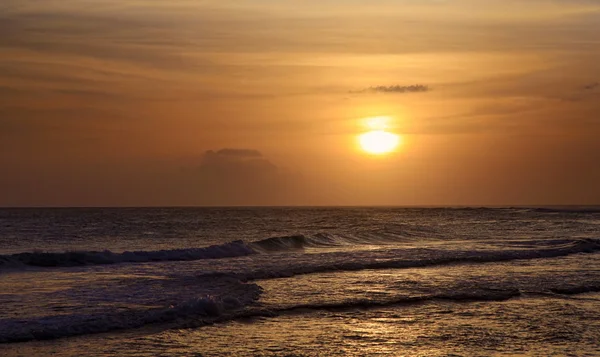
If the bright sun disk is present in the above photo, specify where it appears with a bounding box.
[359,130,401,155]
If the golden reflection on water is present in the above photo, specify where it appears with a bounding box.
[2,293,600,356]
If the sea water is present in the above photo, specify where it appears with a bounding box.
[1,207,599,356]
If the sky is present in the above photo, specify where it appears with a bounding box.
[1,0,599,206]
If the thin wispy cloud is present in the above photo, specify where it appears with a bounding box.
[355,84,430,94]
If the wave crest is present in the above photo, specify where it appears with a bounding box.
[0,234,346,269]
[0,280,262,343]
[250,233,339,252]
[0,240,255,268]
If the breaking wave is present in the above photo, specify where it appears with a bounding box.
[0,234,343,269]
[2,236,600,270]
[249,233,340,252]
[0,240,256,268]
[0,281,263,343]
[1,237,599,343]
[3,282,600,344]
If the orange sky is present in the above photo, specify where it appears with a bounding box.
[1,0,599,206]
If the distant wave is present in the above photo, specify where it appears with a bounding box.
[437,206,600,214]
[528,207,600,214]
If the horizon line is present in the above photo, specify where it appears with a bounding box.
[1,204,599,209]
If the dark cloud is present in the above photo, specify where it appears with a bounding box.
[357,85,430,94]
[211,148,263,158]
[583,82,599,91]
[172,148,314,206]
[0,148,327,206]
[199,149,277,175]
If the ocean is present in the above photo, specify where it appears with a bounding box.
[0,207,599,356]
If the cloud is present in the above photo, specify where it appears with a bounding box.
[198,149,278,176]
[172,148,314,206]
[583,82,599,91]
[357,84,430,94]
[210,148,263,158]
[556,82,600,102]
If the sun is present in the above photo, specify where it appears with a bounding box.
[359,130,401,155]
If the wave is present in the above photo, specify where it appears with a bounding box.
[2,237,599,343]
[0,240,256,268]
[214,238,600,281]
[275,288,522,313]
[250,233,340,252]
[0,296,224,343]
[254,284,600,316]
[0,289,516,343]
[549,285,600,295]
[0,280,263,344]
[2,236,600,271]
[528,207,600,214]
[0,234,346,269]
[5,282,600,344]
[171,288,529,332]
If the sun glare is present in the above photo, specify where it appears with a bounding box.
[359,130,401,155]
[366,116,392,130]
